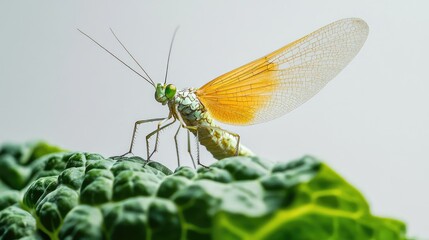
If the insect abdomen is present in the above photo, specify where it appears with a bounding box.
[196,121,255,160]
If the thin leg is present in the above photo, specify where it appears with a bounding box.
[184,126,207,168]
[184,125,240,167]
[146,118,176,160]
[120,117,165,157]
[186,130,197,169]
[170,106,201,167]
[174,125,182,168]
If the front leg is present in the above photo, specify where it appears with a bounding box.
[146,118,176,161]
[118,117,165,157]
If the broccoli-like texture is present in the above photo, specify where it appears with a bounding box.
[0,142,407,240]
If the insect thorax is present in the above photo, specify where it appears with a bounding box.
[172,88,209,126]
[172,88,254,160]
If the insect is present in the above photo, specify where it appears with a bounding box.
[79,18,369,168]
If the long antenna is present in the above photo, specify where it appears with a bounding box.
[164,26,180,84]
[109,28,155,86]
[77,29,155,88]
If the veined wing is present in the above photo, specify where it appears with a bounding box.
[196,18,369,125]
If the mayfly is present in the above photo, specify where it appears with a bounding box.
[79,18,369,168]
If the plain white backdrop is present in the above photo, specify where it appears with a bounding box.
[1,1,428,237]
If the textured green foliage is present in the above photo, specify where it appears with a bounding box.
[0,142,407,240]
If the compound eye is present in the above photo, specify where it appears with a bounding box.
[165,84,177,99]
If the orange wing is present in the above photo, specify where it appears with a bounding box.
[196,18,369,125]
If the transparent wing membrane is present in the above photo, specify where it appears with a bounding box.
[196,18,369,125]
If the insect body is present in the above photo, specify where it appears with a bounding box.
[80,18,369,168]
[160,84,254,160]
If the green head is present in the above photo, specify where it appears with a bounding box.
[155,83,177,105]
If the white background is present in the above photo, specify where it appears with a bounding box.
[0,1,428,237]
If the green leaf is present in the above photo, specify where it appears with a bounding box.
[0,142,408,240]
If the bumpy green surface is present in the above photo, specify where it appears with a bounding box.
[0,142,407,240]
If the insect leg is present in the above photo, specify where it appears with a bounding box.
[186,130,197,169]
[182,126,209,168]
[146,118,175,161]
[184,125,241,166]
[118,117,165,157]
[172,105,199,168]
[173,125,182,168]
